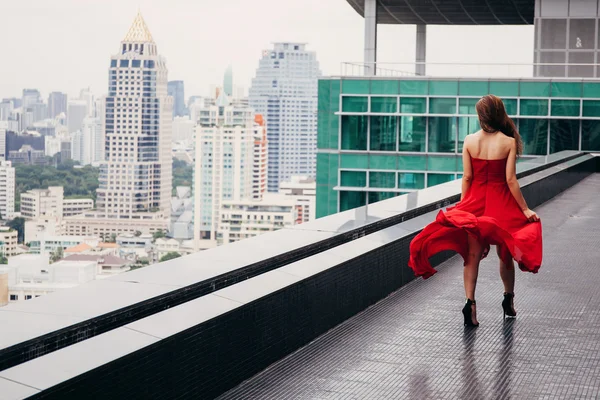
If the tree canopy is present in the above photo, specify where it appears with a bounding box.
[159,252,182,263]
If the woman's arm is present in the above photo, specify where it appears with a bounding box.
[461,138,473,201]
[506,139,540,222]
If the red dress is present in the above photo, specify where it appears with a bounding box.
[408,156,543,279]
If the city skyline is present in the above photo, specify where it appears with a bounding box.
[1,0,533,99]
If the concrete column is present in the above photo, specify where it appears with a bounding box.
[364,0,378,76]
[416,24,427,76]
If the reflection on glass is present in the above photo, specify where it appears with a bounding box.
[517,119,548,155]
[430,98,457,114]
[368,191,400,204]
[458,117,480,152]
[341,96,368,112]
[370,116,397,151]
[428,173,455,187]
[540,19,567,49]
[428,117,457,153]
[582,100,600,117]
[549,119,579,153]
[340,171,367,187]
[520,99,549,116]
[582,120,600,151]
[551,99,580,116]
[568,52,595,78]
[398,173,425,189]
[341,115,368,150]
[340,191,366,212]
[458,98,478,114]
[371,97,397,113]
[369,171,396,188]
[400,97,426,114]
[399,116,426,152]
[569,19,595,49]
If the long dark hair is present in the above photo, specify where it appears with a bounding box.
[475,94,523,155]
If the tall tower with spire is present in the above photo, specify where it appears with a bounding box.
[96,12,173,224]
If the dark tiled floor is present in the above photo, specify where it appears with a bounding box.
[219,174,600,400]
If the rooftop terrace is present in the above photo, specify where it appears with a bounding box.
[0,151,598,399]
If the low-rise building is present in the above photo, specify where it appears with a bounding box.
[116,234,154,261]
[279,176,316,224]
[63,254,131,275]
[64,241,119,257]
[28,235,100,255]
[62,198,94,217]
[64,212,168,238]
[3,254,97,302]
[24,215,67,244]
[20,186,94,219]
[218,195,297,245]
[0,227,18,257]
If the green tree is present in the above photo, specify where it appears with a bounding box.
[50,246,64,263]
[0,253,7,264]
[6,218,25,243]
[172,158,194,194]
[159,252,182,263]
[152,230,166,241]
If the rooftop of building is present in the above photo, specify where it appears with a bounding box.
[345,0,534,25]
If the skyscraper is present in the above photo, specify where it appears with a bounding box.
[223,65,233,96]
[193,91,267,247]
[0,160,15,220]
[80,11,172,235]
[249,42,321,192]
[67,100,87,133]
[22,89,41,109]
[71,117,102,166]
[48,92,68,119]
[168,80,186,118]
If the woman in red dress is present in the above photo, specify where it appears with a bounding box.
[408,95,542,327]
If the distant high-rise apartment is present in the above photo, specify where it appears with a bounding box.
[168,80,186,117]
[94,11,172,226]
[67,100,87,133]
[193,92,267,247]
[22,89,41,109]
[48,92,68,119]
[0,160,15,220]
[223,65,233,96]
[249,42,321,192]
[79,88,94,117]
[71,117,102,166]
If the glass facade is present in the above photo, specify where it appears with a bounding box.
[316,78,600,218]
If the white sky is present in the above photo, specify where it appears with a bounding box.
[1,0,534,100]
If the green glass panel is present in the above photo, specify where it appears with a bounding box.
[458,117,480,152]
[399,116,426,152]
[369,171,396,188]
[551,99,580,116]
[400,97,426,114]
[518,119,548,156]
[400,80,428,95]
[582,100,600,117]
[428,117,457,153]
[504,99,518,116]
[428,173,455,187]
[551,82,582,98]
[342,96,368,112]
[340,153,369,169]
[549,119,579,153]
[429,80,458,96]
[430,98,457,114]
[341,170,367,187]
[330,80,341,111]
[370,80,400,94]
[369,154,397,170]
[398,172,425,189]
[458,98,478,114]
[398,155,427,171]
[456,174,463,179]
[459,81,489,96]
[329,115,339,148]
[371,97,397,113]
[368,191,400,204]
[341,80,369,94]
[316,189,329,218]
[582,120,600,150]
[318,80,330,113]
[328,154,339,186]
[317,111,329,149]
[583,82,600,98]
[428,155,459,171]
[520,81,550,97]
[489,81,519,97]
[341,115,368,150]
[340,191,366,212]
[520,99,549,116]
[370,116,397,151]
[316,153,329,185]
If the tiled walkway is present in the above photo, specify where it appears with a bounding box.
[219,174,600,400]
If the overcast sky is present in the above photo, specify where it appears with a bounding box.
[1,0,534,100]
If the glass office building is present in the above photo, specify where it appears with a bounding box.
[316,78,600,217]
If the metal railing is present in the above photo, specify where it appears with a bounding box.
[340,61,600,79]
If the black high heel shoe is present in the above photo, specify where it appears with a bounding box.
[462,299,479,327]
[502,292,517,319]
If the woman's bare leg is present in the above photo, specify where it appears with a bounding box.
[496,245,515,294]
[464,234,483,324]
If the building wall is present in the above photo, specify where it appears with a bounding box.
[316,77,600,217]
[0,160,15,220]
[64,214,168,238]
[20,187,64,219]
[249,42,321,192]
[0,228,18,256]
[63,199,94,217]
